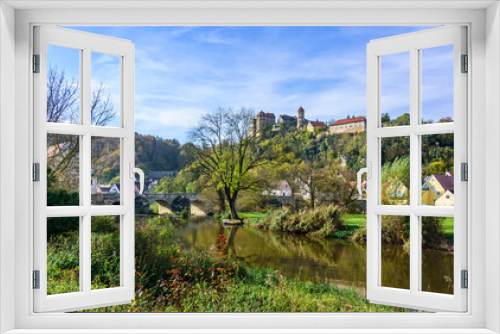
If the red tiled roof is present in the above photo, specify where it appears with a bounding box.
[257,111,275,118]
[297,106,304,113]
[309,121,326,127]
[331,117,366,126]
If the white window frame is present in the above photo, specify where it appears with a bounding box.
[1,1,499,333]
[366,26,467,312]
[33,25,136,313]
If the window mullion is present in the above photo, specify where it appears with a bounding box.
[81,47,92,294]
[409,47,420,294]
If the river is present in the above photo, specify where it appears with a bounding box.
[168,216,454,295]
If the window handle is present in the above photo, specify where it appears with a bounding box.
[357,162,371,198]
[129,162,145,195]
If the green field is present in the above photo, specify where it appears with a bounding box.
[341,214,366,228]
[442,217,454,240]
[238,212,267,219]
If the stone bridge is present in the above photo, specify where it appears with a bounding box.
[91,193,206,216]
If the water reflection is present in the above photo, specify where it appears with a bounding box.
[171,217,453,294]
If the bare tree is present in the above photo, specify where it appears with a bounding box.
[47,66,117,188]
[320,165,359,212]
[189,107,269,220]
[293,162,326,210]
[47,66,116,125]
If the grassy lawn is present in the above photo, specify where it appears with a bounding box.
[238,212,267,219]
[341,214,366,229]
[442,217,454,240]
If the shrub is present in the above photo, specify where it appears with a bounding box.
[91,216,119,233]
[381,215,410,244]
[254,206,345,237]
[422,216,445,249]
[180,209,189,219]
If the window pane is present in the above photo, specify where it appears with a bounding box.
[47,133,80,206]
[381,52,410,127]
[47,45,80,124]
[421,45,454,124]
[381,215,410,290]
[381,136,410,205]
[421,134,454,206]
[421,216,454,294]
[91,137,120,205]
[47,217,80,295]
[91,216,121,290]
[91,52,121,127]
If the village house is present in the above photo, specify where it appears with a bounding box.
[329,116,366,134]
[382,180,409,205]
[264,180,293,197]
[421,172,454,206]
[435,189,454,206]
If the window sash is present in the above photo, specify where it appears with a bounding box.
[366,26,467,312]
[33,25,136,313]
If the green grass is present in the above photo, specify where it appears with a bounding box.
[442,217,454,240]
[238,212,267,219]
[341,214,366,228]
[83,263,408,313]
[149,201,160,214]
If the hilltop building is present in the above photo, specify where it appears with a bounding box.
[278,114,295,124]
[256,111,275,133]
[307,120,327,132]
[250,110,276,137]
[297,106,307,129]
[329,116,366,134]
[250,107,366,137]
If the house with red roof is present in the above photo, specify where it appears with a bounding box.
[329,116,366,134]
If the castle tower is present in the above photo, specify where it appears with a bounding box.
[297,106,305,129]
[249,118,257,137]
[256,110,265,135]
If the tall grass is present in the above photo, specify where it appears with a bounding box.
[247,206,348,238]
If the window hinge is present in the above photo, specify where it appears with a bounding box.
[33,163,40,182]
[461,54,468,73]
[33,54,40,73]
[33,270,40,289]
[461,162,468,181]
[461,270,468,289]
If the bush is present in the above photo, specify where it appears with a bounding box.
[180,209,189,219]
[253,206,345,237]
[47,189,79,238]
[422,216,445,249]
[381,215,410,244]
[91,216,119,233]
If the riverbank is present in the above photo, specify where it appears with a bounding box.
[244,207,454,250]
[47,216,410,312]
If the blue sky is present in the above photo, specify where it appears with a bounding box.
[53,26,453,142]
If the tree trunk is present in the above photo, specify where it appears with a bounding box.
[310,191,315,210]
[228,198,239,220]
[216,189,226,213]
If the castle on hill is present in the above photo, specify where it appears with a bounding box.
[249,106,366,137]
